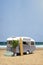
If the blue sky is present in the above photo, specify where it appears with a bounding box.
[0,0,43,42]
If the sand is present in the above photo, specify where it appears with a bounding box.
[0,48,43,65]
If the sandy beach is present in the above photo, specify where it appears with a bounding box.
[0,48,43,65]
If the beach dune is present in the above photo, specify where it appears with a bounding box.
[0,49,43,65]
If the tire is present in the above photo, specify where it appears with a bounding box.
[26,50,30,54]
[14,53,17,56]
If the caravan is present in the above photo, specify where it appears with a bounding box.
[7,37,36,55]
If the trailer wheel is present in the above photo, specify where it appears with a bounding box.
[14,53,17,56]
[26,50,30,54]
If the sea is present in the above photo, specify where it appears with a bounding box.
[0,42,43,49]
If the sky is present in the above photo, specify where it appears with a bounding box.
[0,0,43,42]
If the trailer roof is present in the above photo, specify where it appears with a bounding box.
[7,37,35,42]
